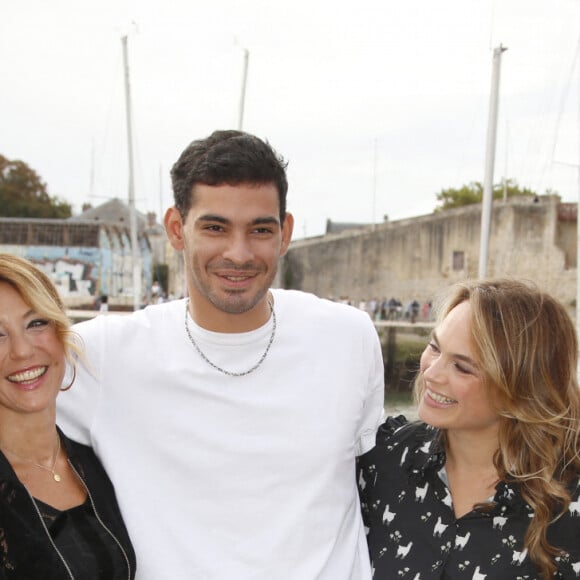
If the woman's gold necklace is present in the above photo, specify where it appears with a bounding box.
[2,434,62,482]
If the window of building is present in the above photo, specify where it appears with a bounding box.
[452,250,464,271]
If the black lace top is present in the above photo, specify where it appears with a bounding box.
[357,416,580,579]
[0,430,135,580]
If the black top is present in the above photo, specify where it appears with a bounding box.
[357,416,580,579]
[35,497,129,580]
[0,428,135,580]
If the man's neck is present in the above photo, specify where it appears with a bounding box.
[187,292,274,333]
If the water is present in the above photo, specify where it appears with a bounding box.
[384,401,419,421]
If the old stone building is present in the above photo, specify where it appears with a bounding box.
[281,195,577,308]
[0,204,154,307]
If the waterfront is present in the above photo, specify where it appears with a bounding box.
[384,394,419,421]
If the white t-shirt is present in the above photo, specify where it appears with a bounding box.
[57,289,384,580]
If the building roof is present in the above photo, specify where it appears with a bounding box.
[325,219,373,234]
[69,198,148,233]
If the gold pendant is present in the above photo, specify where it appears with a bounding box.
[53,473,61,482]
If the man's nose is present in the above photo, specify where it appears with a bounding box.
[222,234,254,264]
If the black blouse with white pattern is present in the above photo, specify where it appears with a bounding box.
[357,416,580,579]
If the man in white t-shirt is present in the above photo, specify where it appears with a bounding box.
[57,130,385,580]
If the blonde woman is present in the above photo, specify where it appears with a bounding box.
[358,279,580,579]
[0,254,135,579]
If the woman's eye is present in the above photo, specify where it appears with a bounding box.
[28,319,49,330]
[454,363,474,375]
[428,342,439,353]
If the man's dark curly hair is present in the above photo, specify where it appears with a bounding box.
[170,130,288,222]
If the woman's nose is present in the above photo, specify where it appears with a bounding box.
[9,333,34,360]
[422,353,447,384]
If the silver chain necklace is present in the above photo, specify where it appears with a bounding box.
[184,298,276,376]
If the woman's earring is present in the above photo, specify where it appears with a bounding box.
[60,366,76,392]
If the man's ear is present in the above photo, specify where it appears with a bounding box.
[164,207,185,251]
[279,212,294,257]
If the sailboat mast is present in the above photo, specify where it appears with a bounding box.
[478,44,507,278]
[121,34,141,311]
[238,48,249,130]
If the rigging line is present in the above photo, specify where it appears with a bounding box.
[548,31,580,166]
[521,27,579,194]
[92,51,124,201]
[129,94,148,210]
[488,0,496,52]
[454,90,487,186]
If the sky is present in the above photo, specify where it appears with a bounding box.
[1,0,580,239]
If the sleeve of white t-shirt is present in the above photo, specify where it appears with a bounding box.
[56,316,104,445]
[356,319,385,456]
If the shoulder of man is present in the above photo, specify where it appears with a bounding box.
[72,298,185,337]
[271,288,372,323]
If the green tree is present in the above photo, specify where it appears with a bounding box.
[0,154,72,218]
[435,179,544,211]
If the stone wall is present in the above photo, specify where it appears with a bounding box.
[281,196,577,308]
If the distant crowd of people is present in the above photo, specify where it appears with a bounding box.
[336,296,433,323]
[93,280,178,313]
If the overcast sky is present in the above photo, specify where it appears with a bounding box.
[2,0,579,238]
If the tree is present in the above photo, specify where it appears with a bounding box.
[435,179,545,211]
[0,154,72,218]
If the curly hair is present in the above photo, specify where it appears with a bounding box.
[0,254,82,367]
[415,278,580,578]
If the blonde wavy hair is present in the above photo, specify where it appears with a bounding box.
[415,278,580,579]
[0,253,82,367]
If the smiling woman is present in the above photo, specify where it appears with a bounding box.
[358,278,580,580]
[0,254,135,580]
[416,300,500,439]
